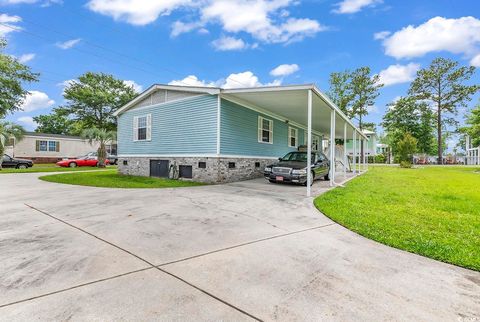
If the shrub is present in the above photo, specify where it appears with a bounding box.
[397,133,417,163]
[400,161,413,168]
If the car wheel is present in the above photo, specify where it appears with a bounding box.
[17,164,28,169]
[324,172,330,181]
[69,162,77,168]
[268,179,276,183]
[304,171,315,186]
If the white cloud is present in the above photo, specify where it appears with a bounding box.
[56,38,81,50]
[123,80,143,92]
[211,36,247,51]
[0,14,21,36]
[382,16,480,59]
[20,90,55,112]
[86,0,191,26]
[168,75,218,87]
[377,63,420,87]
[17,53,35,63]
[16,116,37,130]
[333,0,382,14]
[373,30,390,40]
[270,63,299,77]
[87,0,324,46]
[470,53,480,67]
[169,71,282,89]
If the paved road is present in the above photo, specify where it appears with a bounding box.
[0,172,479,321]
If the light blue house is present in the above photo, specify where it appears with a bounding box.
[114,84,366,184]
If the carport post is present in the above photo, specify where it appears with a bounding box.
[330,109,336,187]
[306,89,312,197]
[358,136,362,173]
[343,123,347,176]
[352,131,356,175]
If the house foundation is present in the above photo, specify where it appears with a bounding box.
[118,156,276,183]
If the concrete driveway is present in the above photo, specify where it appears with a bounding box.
[0,172,479,321]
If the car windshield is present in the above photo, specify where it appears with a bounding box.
[281,152,309,162]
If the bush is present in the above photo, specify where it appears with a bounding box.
[375,154,386,164]
[397,133,417,163]
[400,161,413,168]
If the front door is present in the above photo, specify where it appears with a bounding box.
[150,160,169,178]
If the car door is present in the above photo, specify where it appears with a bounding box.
[2,155,15,168]
[316,153,329,176]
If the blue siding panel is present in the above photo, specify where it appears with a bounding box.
[220,99,303,157]
[118,95,218,155]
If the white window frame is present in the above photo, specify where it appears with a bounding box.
[39,140,48,152]
[258,116,273,144]
[133,114,151,142]
[48,140,58,152]
[288,127,298,148]
[304,134,320,151]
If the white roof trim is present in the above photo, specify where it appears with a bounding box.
[114,84,220,116]
[221,84,314,94]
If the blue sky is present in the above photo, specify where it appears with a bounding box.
[1,0,480,149]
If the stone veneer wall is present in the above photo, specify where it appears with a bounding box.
[118,156,275,183]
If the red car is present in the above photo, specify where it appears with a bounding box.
[56,156,110,168]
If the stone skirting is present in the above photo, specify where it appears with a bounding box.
[118,156,276,183]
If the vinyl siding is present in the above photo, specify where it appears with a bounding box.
[118,95,218,155]
[220,98,304,157]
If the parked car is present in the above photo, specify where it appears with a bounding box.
[264,151,330,185]
[2,154,33,169]
[84,151,118,165]
[56,156,110,168]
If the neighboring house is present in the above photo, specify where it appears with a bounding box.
[5,132,102,163]
[114,84,366,184]
[345,129,378,157]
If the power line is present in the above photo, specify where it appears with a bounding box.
[3,18,254,89]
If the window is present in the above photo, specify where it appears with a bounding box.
[198,161,206,169]
[255,162,260,168]
[288,127,298,147]
[133,114,151,141]
[312,136,320,151]
[48,141,58,152]
[228,162,236,169]
[37,140,47,151]
[258,116,273,144]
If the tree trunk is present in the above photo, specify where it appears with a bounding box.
[0,145,4,170]
[97,143,106,168]
[437,106,442,165]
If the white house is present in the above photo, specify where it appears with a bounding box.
[5,132,102,163]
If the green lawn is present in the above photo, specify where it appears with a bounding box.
[0,164,115,174]
[314,166,480,271]
[39,169,205,188]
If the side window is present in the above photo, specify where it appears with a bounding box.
[48,141,59,152]
[38,140,47,152]
[288,127,298,148]
[258,116,273,144]
[133,114,151,141]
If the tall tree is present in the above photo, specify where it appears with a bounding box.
[409,58,479,163]
[327,70,354,117]
[0,121,25,169]
[33,108,82,136]
[82,127,116,168]
[382,96,436,155]
[60,72,137,131]
[0,38,39,118]
[350,66,383,158]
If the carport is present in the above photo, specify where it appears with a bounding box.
[222,85,369,197]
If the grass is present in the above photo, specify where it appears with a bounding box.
[39,169,205,188]
[0,163,115,174]
[314,166,480,271]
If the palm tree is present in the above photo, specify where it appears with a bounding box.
[0,121,25,169]
[82,127,116,168]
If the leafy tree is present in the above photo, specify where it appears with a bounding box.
[0,38,39,118]
[60,72,137,131]
[461,103,480,147]
[0,121,25,169]
[362,122,377,132]
[82,127,116,168]
[350,67,383,131]
[382,96,435,155]
[409,58,479,163]
[397,132,417,166]
[33,108,83,135]
[327,70,354,117]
